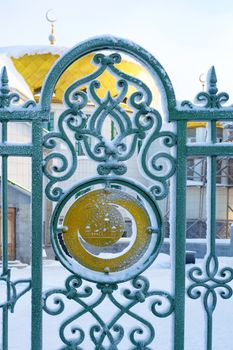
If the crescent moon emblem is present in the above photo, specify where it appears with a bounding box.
[199,73,205,84]
[46,9,57,23]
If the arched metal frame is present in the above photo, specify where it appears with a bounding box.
[40,36,177,349]
[0,36,232,350]
[39,36,176,111]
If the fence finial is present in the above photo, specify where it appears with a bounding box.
[0,66,10,96]
[207,66,218,95]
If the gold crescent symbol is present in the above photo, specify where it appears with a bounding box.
[63,189,151,272]
[45,9,57,23]
[199,73,205,84]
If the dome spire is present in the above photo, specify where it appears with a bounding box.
[46,9,57,45]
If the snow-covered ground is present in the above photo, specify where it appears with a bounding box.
[2,254,233,349]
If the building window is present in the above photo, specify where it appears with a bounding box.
[187,128,196,143]
[216,157,233,185]
[187,157,206,182]
[216,128,223,143]
[187,158,195,180]
[228,159,233,184]
[216,158,223,184]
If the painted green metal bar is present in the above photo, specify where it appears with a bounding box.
[0,144,33,156]
[174,120,187,350]
[0,109,49,121]
[1,121,9,350]
[111,120,114,141]
[1,122,8,281]
[169,109,233,121]
[31,118,43,350]
[205,121,217,350]
[186,144,233,156]
[209,121,217,255]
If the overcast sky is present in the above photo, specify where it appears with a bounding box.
[1,0,233,101]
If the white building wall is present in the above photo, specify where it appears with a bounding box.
[186,186,233,222]
[0,122,32,191]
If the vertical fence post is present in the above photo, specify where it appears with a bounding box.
[31,118,43,350]
[205,121,217,350]
[174,120,187,350]
[1,121,9,350]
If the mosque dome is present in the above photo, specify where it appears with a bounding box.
[0,53,34,100]
[0,46,159,106]
[0,45,221,130]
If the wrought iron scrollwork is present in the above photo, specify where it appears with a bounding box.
[0,66,36,109]
[42,43,176,349]
[138,110,176,199]
[0,271,31,311]
[43,110,78,201]
[43,275,174,349]
[188,254,233,316]
[43,52,176,201]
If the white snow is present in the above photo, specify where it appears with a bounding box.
[0,46,68,102]
[0,46,67,58]
[1,254,233,349]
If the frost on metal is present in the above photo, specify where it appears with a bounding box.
[2,35,233,350]
[0,45,67,58]
[181,66,230,110]
[43,46,176,202]
[0,66,36,108]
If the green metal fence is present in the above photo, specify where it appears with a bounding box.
[0,36,233,349]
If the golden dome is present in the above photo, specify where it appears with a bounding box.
[8,48,158,105]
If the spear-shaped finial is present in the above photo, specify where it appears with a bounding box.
[181,65,228,109]
[0,66,21,108]
[0,66,10,96]
[207,66,218,95]
[0,66,11,108]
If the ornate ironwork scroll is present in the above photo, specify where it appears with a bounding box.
[0,66,40,350]
[0,66,36,109]
[42,38,176,349]
[43,52,176,201]
[181,66,229,109]
[43,275,174,350]
[0,271,31,312]
[1,34,233,350]
[184,67,233,350]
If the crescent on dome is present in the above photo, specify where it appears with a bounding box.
[199,73,205,84]
[46,9,57,23]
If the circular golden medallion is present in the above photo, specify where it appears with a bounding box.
[63,189,151,273]
[51,178,162,283]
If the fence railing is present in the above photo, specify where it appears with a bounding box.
[0,36,233,350]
